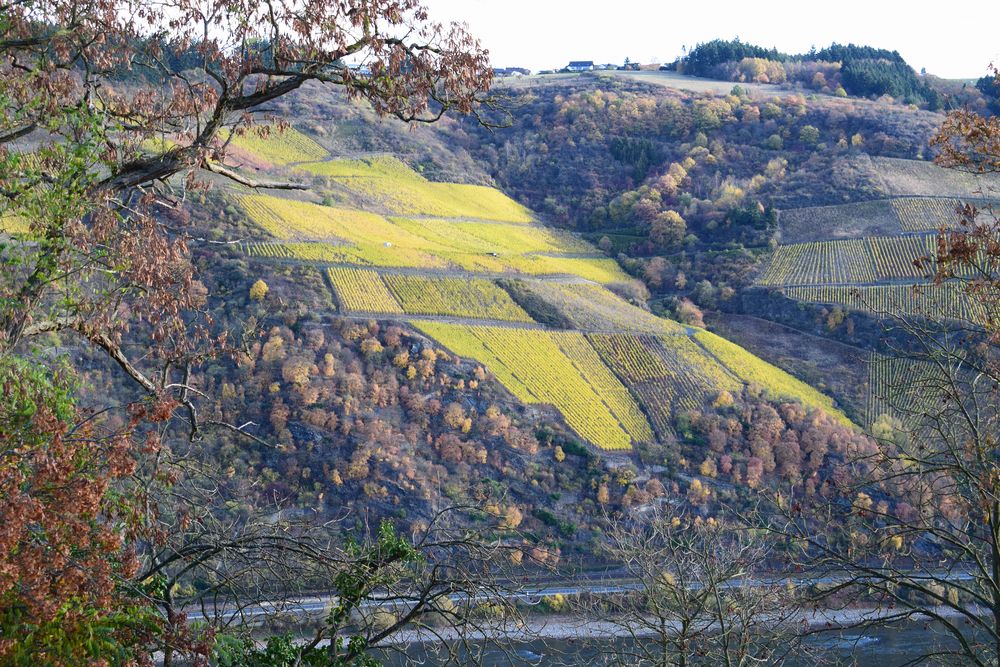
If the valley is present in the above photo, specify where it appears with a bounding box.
[4,7,1000,663]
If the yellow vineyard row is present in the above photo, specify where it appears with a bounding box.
[382,274,533,322]
[413,321,653,450]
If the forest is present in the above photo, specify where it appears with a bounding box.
[674,38,946,108]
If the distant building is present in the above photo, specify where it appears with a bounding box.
[566,61,595,72]
[493,67,532,77]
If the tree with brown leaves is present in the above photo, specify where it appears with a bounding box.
[0,1,497,662]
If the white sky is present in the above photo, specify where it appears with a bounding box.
[423,0,1000,80]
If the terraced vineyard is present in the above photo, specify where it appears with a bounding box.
[240,190,630,282]
[784,283,984,322]
[867,234,934,280]
[872,156,1000,199]
[302,156,535,222]
[327,268,403,313]
[382,274,532,321]
[499,255,631,284]
[298,155,416,180]
[551,333,655,443]
[412,322,651,450]
[770,156,997,329]
[247,241,426,265]
[454,221,594,254]
[758,234,937,286]
[779,200,902,243]
[891,197,964,232]
[236,149,852,450]
[226,126,329,165]
[524,282,687,334]
[694,331,851,425]
[867,352,939,429]
[778,197,994,242]
[758,238,875,285]
[587,334,743,437]
[242,195,415,243]
[586,337,673,424]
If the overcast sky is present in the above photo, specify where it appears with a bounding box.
[422,0,999,80]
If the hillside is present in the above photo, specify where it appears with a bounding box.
[224,130,852,454]
[437,70,1000,431]
[753,156,999,426]
[0,83,878,581]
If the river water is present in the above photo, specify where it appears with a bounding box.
[379,620,975,665]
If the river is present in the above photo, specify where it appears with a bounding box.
[379,620,975,665]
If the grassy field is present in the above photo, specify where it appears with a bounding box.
[413,321,652,450]
[601,70,804,98]
[0,215,31,235]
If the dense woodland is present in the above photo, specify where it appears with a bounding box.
[672,38,967,109]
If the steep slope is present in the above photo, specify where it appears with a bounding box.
[228,128,853,451]
[758,156,1000,325]
[755,156,1000,425]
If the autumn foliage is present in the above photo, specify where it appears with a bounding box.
[0,0,494,661]
[0,361,153,663]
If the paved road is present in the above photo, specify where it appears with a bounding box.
[186,567,978,624]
